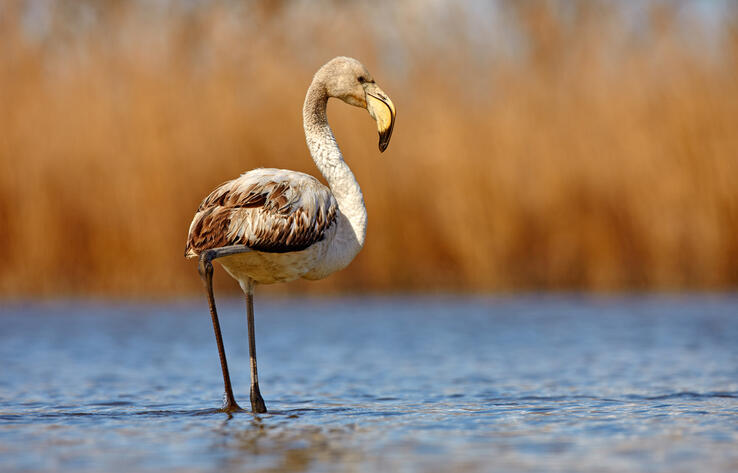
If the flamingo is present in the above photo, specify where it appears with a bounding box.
[185,57,396,413]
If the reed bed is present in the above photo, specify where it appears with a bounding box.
[1,1,737,297]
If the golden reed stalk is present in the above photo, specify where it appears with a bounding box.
[1,2,737,297]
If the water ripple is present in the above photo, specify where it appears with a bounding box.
[0,296,737,473]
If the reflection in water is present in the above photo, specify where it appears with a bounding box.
[0,296,737,472]
[215,416,362,473]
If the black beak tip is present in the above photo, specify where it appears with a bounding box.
[378,131,391,152]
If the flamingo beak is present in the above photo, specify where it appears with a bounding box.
[364,84,396,152]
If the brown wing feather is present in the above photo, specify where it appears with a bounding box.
[185,170,337,257]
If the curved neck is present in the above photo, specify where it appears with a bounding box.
[303,79,367,248]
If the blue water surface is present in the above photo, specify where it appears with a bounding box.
[1,295,737,472]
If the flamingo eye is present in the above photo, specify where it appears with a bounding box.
[358,76,367,84]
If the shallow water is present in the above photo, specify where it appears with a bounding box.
[1,295,737,472]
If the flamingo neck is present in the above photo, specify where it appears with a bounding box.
[303,80,367,253]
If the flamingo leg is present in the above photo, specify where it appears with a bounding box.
[198,246,251,413]
[241,279,267,413]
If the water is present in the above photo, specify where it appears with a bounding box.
[1,295,737,473]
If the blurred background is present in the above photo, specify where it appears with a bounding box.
[1,0,737,298]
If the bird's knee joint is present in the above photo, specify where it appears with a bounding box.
[198,252,215,279]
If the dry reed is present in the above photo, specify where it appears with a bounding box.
[1,1,737,297]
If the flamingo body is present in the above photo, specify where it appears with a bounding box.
[183,57,396,413]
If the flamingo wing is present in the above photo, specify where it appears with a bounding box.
[185,168,337,256]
